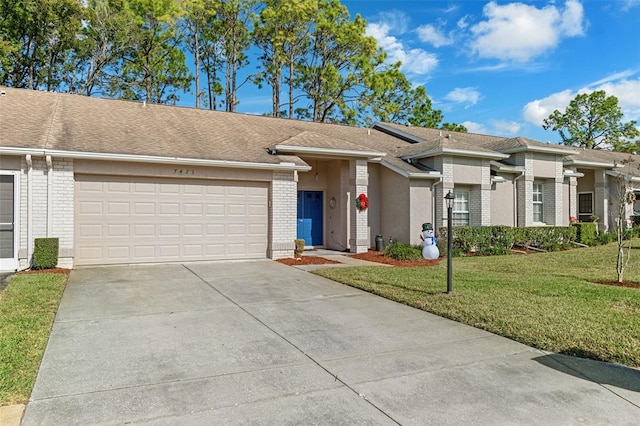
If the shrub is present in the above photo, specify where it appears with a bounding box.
[383,242,422,261]
[33,238,59,270]
[597,232,617,245]
[571,223,598,245]
[294,239,305,255]
[438,225,577,257]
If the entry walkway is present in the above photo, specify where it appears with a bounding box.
[22,261,640,424]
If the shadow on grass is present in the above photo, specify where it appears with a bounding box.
[533,352,640,393]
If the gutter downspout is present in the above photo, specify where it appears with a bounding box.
[46,155,52,237]
[26,154,33,267]
[513,171,525,227]
[431,177,443,229]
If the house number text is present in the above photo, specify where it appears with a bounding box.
[174,169,195,175]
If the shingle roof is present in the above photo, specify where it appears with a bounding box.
[2,87,637,178]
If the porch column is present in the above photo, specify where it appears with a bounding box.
[268,170,297,259]
[568,176,578,220]
[594,170,609,231]
[349,159,369,253]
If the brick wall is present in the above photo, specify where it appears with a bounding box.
[18,156,74,269]
[268,170,297,259]
[349,160,369,253]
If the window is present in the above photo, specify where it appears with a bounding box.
[452,191,469,226]
[532,183,543,223]
[578,193,593,222]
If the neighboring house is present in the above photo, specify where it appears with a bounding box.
[1,87,638,270]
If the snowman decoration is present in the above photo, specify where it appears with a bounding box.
[420,223,440,260]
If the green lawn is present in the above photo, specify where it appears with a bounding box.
[0,273,67,405]
[314,240,640,368]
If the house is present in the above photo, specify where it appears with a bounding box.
[1,87,638,271]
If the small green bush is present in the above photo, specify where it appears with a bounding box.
[383,242,422,261]
[33,238,59,270]
[294,239,305,255]
[631,215,640,227]
[571,222,598,246]
[597,232,617,245]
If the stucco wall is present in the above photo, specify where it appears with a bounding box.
[452,157,483,184]
[379,167,410,244]
[490,178,515,226]
[409,180,432,246]
[324,160,349,251]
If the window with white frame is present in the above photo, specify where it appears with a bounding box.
[452,191,470,226]
[532,183,544,223]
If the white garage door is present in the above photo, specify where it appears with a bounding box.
[75,175,268,265]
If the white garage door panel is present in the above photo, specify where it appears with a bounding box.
[75,175,268,265]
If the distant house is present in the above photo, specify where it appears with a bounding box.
[1,87,638,270]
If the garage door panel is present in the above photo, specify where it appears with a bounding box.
[75,175,268,265]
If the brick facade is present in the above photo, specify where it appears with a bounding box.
[17,156,74,269]
[349,160,369,253]
[268,170,297,259]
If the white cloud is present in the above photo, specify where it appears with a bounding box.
[522,73,640,126]
[492,120,522,136]
[522,89,575,126]
[444,87,482,107]
[622,0,640,10]
[462,121,488,134]
[469,0,585,63]
[457,15,470,30]
[366,22,438,76]
[417,24,454,47]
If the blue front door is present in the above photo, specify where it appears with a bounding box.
[297,191,323,246]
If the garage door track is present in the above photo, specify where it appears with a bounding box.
[23,261,640,424]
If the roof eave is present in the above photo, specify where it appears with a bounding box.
[500,145,577,155]
[272,144,385,160]
[563,158,616,168]
[402,148,509,161]
[0,146,311,171]
[380,159,442,180]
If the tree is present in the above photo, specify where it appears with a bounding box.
[180,0,216,108]
[68,0,133,96]
[213,0,258,112]
[610,157,639,283]
[543,90,640,152]
[108,0,191,104]
[0,0,85,91]
[295,0,385,123]
[253,0,315,118]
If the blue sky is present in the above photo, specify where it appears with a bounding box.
[184,0,640,143]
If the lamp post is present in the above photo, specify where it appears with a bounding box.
[444,190,455,294]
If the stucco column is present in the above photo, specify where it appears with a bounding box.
[268,170,297,259]
[568,176,578,220]
[594,170,609,231]
[349,159,369,253]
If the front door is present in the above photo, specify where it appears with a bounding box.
[297,191,323,246]
[0,173,18,271]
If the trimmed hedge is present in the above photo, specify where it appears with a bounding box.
[437,225,577,256]
[33,238,59,270]
[571,222,598,246]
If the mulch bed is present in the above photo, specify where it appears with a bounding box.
[594,280,640,289]
[276,256,342,266]
[19,268,71,275]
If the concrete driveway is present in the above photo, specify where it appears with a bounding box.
[23,261,640,425]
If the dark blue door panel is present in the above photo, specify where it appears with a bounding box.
[297,191,323,246]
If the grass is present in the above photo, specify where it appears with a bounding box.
[0,273,67,405]
[314,240,640,368]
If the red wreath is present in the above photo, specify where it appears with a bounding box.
[355,193,369,211]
